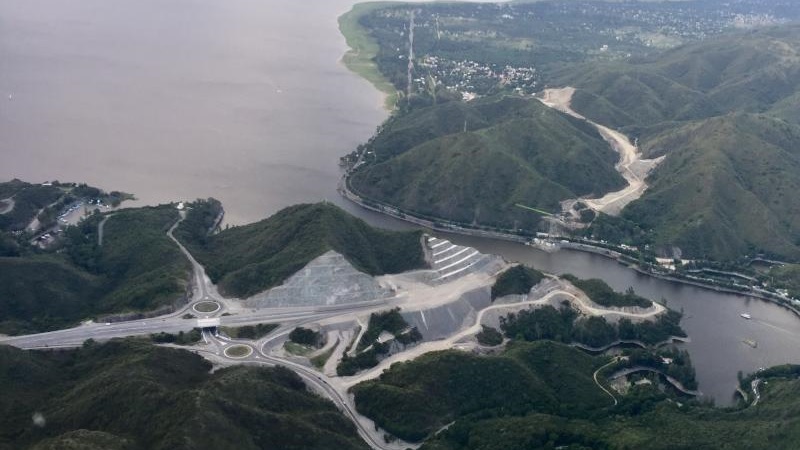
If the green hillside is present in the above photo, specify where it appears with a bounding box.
[352,339,800,449]
[352,341,610,442]
[177,202,425,298]
[491,264,545,299]
[561,25,800,135]
[767,263,800,298]
[0,205,190,334]
[621,114,800,260]
[348,95,625,230]
[547,25,800,260]
[0,340,368,450]
[0,256,103,334]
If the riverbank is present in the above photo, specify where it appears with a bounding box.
[339,3,400,111]
[339,175,800,318]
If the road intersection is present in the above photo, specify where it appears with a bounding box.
[0,222,668,450]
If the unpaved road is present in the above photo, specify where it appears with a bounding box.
[537,87,664,216]
[340,286,665,388]
[0,197,14,214]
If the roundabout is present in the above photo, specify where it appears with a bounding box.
[224,344,253,359]
[193,301,221,313]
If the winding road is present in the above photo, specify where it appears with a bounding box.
[593,357,621,406]
[0,214,672,450]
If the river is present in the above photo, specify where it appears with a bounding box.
[2,0,800,405]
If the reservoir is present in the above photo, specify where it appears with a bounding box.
[2,0,799,404]
[0,0,387,225]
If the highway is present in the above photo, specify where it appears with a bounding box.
[0,302,392,350]
[195,329,415,450]
[0,219,667,450]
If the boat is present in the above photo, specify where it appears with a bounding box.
[526,238,561,253]
[743,339,758,348]
[740,313,752,320]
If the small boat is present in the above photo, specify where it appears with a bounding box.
[740,313,752,320]
[743,339,758,348]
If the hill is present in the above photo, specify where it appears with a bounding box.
[0,340,368,450]
[352,341,610,442]
[491,264,545,299]
[352,340,800,450]
[620,114,800,260]
[561,25,800,137]
[0,205,190,334]
[177,202,426,298]
[546,25,800,260]
[348,95,626,230]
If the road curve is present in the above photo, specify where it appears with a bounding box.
[593,357,620,406]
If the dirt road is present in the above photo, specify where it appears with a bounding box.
[538,87,664,215]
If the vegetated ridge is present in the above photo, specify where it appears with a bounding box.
[491,264,545,299]
[177,201,426,298]
[561,25,800,260]
[348,95,626,230]
[353,339,800,449]
[0,203,190,334]
[0,340,368,450]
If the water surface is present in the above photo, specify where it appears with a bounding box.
[3,0,800,405]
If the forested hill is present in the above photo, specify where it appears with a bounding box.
[352,341,800,450]
[176,202,426,298]
[342,0,800,261]
[561,24,800,138]
[623,114,800,260]
[348,95,626,230]
[0,340,368,450]
[0,200,190,335]
[561,25,800,260]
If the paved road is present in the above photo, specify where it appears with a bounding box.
[0,303,390,350]
[196,330,414,450]
[593,357,622,406]
[0,213,671,450]
[97,214,114,246]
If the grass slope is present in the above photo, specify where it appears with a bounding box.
[349,95,625,230]
[0,340,368,450]
[178,202,425,298]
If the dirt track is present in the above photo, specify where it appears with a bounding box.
[538,87,663,216]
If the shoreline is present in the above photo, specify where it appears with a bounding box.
[338,2,402,111]
[339,176,800,318]
[332,2,800,319]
